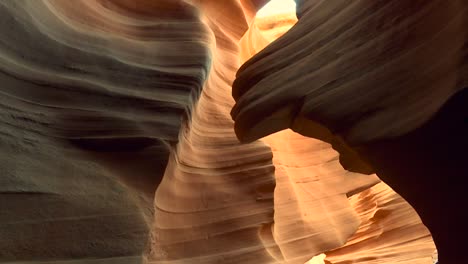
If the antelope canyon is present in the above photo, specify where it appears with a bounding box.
[1,0,466,263]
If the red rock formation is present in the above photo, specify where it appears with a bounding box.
[1,0,461,263]
[0,0,209,261]
[233,0,467,263]
[233,0,467,145]
[239,13,436,263]
[147,1,278,262]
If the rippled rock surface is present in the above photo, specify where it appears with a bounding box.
[2,0,463,263]
[0,0,209,261]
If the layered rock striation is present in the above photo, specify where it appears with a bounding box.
[233,0,467,263]
[1,0,459,263]
[0,0,209,261]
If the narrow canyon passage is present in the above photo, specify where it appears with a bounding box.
[150,1,437,263]
[232,0,467,263]
[1,0,466,263]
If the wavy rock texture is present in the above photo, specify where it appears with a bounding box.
[147,1,278,263]
[326,182,436,264]
[0,0,209,261]
[233,0,467,263]
[240,14,436,263]
[233,0,468,145]
[0,0,448,263]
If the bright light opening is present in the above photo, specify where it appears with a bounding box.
[306,253,327,264]
[256,0,296,18]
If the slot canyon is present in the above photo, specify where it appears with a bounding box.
[0,0,466,263]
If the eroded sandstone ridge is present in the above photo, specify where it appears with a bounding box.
[1,0,463,263]
[233,0,467,263]
[0,0,209,261]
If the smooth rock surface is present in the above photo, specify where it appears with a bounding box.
[0,0,209,261]
[232,0,467,263]
[0,0,450,263]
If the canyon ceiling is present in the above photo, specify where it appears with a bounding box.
[0,0,466,263]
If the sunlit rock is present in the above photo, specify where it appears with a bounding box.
[1,0,464,263]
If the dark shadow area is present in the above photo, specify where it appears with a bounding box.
[358,88,468,263]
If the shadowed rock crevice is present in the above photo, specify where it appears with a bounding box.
[232,0,467,263]
[1,0,463,263]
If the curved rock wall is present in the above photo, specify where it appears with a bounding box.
[232,0,467,263]
[233,0,467,145]
[1,0,453,263]
[0,0,209,261]
[147,1,278,262]
[239,14,435,263]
